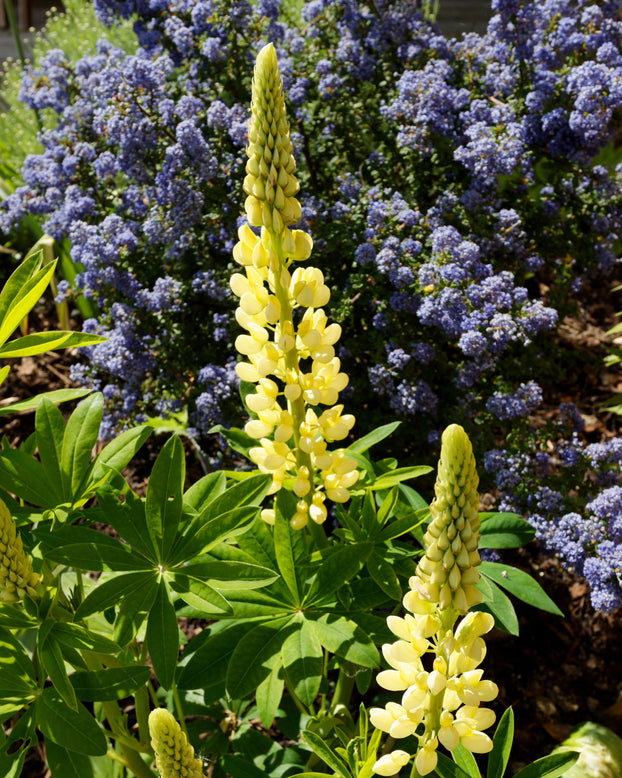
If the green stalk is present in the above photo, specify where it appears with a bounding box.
[171,681,188,737]
[134,684,151,748]
[330,666,356,714]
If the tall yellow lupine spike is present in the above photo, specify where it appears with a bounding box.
[149,708,204,778]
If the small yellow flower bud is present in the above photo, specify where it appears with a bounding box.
[149,708,204,778]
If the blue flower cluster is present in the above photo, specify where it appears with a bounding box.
[2,0,622,607]
[485,406,622,612]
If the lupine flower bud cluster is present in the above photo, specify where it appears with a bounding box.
[232,44,358,529]
[0,499,41,603]
[149,708,204,778]
[371,425,497,776]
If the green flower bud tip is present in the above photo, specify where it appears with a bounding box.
[149,708,204,778]
[416,424,482,613]
[0,498,41,603]
[244,43,301,231]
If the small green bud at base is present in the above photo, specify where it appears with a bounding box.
[149,708,204,778]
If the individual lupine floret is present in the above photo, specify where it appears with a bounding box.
[370,425,498,776]
[0,498,42,603]
[231,43,359,529]
[149,708,204,778]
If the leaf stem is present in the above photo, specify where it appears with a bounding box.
[171,681,188,737]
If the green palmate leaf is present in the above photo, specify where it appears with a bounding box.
[479,513,535,549]
[475,575,519,636]
[35,398,65,494]
[44,538,152,572]
[304,543,371,605]
[146,579,180,690]
[274,495,301,604]
[61,393,104,499]
[113,576,160,646]
[75,571,157,620]
[346,422,401,454]
[95,474,155,559]
[89,425,152,486]
[183,470,226,513]
[177,620,251,690]
[480,561,564,616]
[174,505,260,564]
[169,572,233,615]
[308,613,379,668]
[0,330,106,358]
[37,687,107,756]
[226,616,296,699]
[256,660,285,728]
[39,633,78,712]
[145,435,185,562]
[0,252,44,327]
[0,604,38,629]
[301,730,350,778]
[0,387,92,416]
[0,364,10,389]
[179,558,278,589]
[512,752,580,778]
[366,550,402,600]
[220,755,269,778]
[0,708,35,778]
[281,616,323,708]
[487,707,514,778]
[367,465,433,490]
[70,666,151,701]
[51,623,120,654]
[45,740,95,778]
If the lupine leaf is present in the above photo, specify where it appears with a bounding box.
[475,575,519,635]
[52,623,120,654]
[346,422,401,454]
[146,579,180,689]
[95,474,155,559]
[226,616,295,699]
[274,494,301,604]
[0,257,56,345]
[88,425,152,486]
[45,740,95,778]
[0,387,92,416]
[112,574,159,645]
[35,398,65,498]
[70,666,151,701]
[368,465,432,490]
[300,730,350,778]
[0,330,105,358]
[434,752,473,778]
[452,742,481,778]
[44,539,152,572]
[281,616,323,708]
[60,393,104,499]
[366,550,402,600]
[479,513,535,549]
[39,634,78,712]
[304,543,371,605]
[169,572,232,615]
[480,561,563,616]
[0,448,57,506]
[75,571,156,620]
[256,659,285,728]
[308,613,379,668]
[145,434,185,562]
[37,687,107,755]
[183,470,227,513]
[177,620,252,690]
[180,559,278,589]
[487,707,514,778]
[512,752,579,778]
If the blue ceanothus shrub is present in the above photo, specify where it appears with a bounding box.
[2,0,622,609]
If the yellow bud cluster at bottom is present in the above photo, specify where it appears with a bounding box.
[149,709,204,778]
[0,498,41,603]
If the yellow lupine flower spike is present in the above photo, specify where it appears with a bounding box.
[149,708,204,778]
[232,43,358,530]
[416,423,483,613]
[0,498,42,603]
[244,42,301,233]
[370,425,497,777]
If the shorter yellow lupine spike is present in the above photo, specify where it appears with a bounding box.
[0,498,41,603]
[149,709,204,778]
[415,424,482,613]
